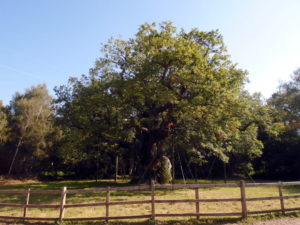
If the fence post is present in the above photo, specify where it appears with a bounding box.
[278,181,285,214]
[59,186,67,220]
[240,180,247,218]
[151,180,155,220]
[23,188,31,218]
[106,186,110,222]
[195,188,200,219]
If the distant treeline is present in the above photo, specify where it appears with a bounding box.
[0,22,299,182]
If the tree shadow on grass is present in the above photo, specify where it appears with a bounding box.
[0,180,130,190]
[0,180,184,209]
[0,180,125,204]
[282,185,300,195]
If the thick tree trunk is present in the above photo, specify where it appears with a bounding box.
[131,129,169,184]
[131,103,175,184]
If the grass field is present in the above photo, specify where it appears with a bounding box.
[0,179,300,225]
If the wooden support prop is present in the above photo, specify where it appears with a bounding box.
[59,187,67,220]
[151,180,155,220]
[240,180,247,218]
[278,181,285,214]
[195,188,200,219]
[23,188,31,218]
[106,187,110,222]
[115,156,118,183]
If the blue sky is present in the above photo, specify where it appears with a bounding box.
[1,0,300,105]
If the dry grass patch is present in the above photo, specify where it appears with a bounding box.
[0,179,300,223]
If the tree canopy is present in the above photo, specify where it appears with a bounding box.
[254,68,300,179]
[55,22,266,183]
[7,84,53,175]
[1,22,298,182]
[0,100,8,144]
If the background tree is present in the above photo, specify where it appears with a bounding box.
[54,76,128,179]
[254,68,300,179]
[226,92,272,178]
[0,100,8,144]
[7,84,53,175]
[268,68,300,124]
[0,100,10,175]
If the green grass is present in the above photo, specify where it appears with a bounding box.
[0,179,300,225]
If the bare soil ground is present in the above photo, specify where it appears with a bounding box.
[239,217,300,225]
[0,217,299,225]
[0,178,39,186]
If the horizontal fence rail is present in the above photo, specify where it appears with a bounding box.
[0,180,300,221]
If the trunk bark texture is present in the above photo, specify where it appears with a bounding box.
[132,128,169,184]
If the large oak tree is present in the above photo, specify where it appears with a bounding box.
[56,22,264,183]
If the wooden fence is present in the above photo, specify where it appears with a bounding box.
[0,180,300,221]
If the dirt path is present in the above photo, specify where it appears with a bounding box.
[237,217,300,225]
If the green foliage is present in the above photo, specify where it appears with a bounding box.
[0,100,8,143]
[55,21,263,181]
[1,22,300,181]
[7,84,54,174]
[253,68,300,179]
[10,84,53,154]
[269,68,300,122]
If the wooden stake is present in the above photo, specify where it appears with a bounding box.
[23,188,31,218]
[278,181,285,214]
[106,187,110,222]
[151,180,155,220]
[172,136,175,184]
[195,188,200,219]
[240,180,247,218]
[115,156,118,183]
[59,187,67,220]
